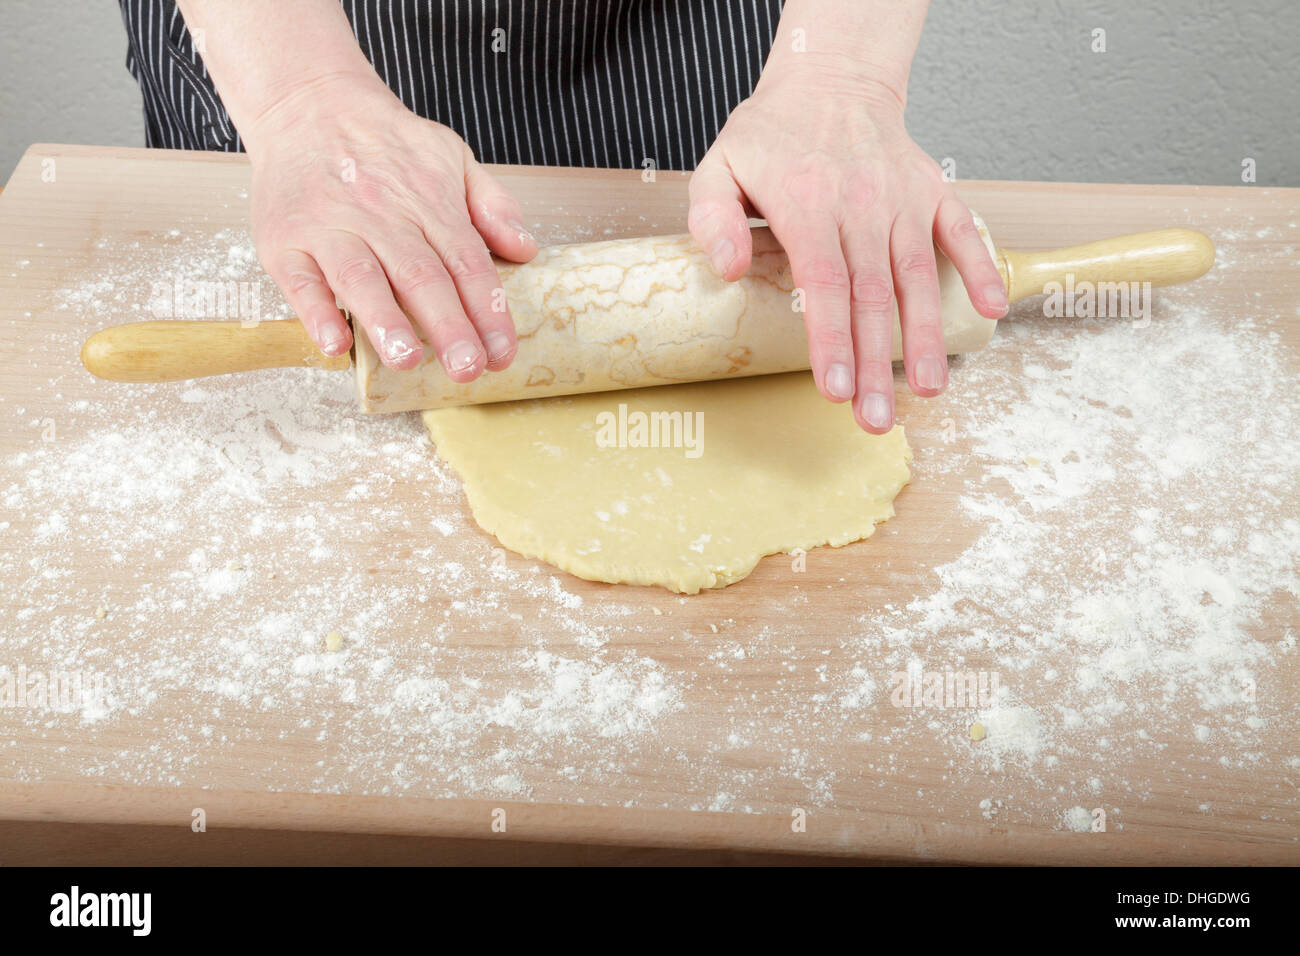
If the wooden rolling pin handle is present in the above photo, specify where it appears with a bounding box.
[81,319,350,383]
[995,228,1216,304]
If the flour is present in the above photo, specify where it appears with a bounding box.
[975,700,1048,769]
[849,226,1299,814]
[0,218,1295,829]
[1,225,673,797]
[1063,806,1094,832]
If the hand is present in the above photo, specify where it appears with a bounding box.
[687,68,1008,433]
[247,77,538,377]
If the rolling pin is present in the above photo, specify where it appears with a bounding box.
[81,218,1215,413]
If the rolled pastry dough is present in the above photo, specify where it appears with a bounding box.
[423,372,911,593]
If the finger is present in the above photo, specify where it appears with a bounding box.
[423,215,518,372]
[463,151,538,264]
[687,153,752,280]
[934,194,1008,318]
[769,214,854,403]
[368,226,489,382]
[841,223,897,434]
[266,247,353,357]
[890,215,948,397]
[312,233,424,371]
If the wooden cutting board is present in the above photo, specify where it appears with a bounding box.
[0,144,1296,864]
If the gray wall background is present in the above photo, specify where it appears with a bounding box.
[1,0,1296,186]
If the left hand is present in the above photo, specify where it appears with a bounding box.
[688,67,1009,434]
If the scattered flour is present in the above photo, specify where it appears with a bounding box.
[847,232,1298,815]
[1064,806,1095,832]
[0,218,1295,836]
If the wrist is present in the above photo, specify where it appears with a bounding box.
[755,56,909,114]
[759,0,926,110]
[239,70,401,156]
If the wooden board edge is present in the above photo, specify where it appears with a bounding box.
[0,781,1294,866]
[12,145,1298,201]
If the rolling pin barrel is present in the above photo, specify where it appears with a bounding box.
[81,222,1215,413]
[356,222,1213,412]
[356,223,1003,412]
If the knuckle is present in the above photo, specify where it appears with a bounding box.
[842,169,881,208]
[282,267,327,297]
[424,314,473,345]
[894,247,938,282]
[907,317,945,340]
[858,357,894,380]
[687,199,730,233]
[781,163,834,210]
[440,244,494,283]
[393,254,447,290]
[811,323,854,353]
[947,215,982,245]
[799,257,850,290]
[334,256,381,291]
[851,274,895,310]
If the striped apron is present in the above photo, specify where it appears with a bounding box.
[117,0,784,171]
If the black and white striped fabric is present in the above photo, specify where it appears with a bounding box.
[117,0,784,171]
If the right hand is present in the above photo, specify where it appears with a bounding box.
[246,77,538,377]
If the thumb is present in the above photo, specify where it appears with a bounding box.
[463,149,539,263]
[688,153,752,281]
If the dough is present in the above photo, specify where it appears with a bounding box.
[423,372,911,593]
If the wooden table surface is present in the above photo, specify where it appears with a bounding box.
[0,144,1296,864]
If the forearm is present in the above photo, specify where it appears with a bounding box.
[174,0,396,152]
[759,0,930,104]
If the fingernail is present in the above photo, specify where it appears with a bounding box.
[825,363,854,400]
[710,238,736,277]
[321,329,350,356]
[915,355,947,391]
[444,340,482,373]
[861,393,893,431]
[484,331,514,363]
[984,282,1009,313]
[507,219,534,244]
[378,327,421,364]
